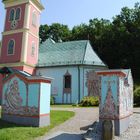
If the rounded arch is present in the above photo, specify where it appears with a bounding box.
[9,8,15,21]
[64,70,72,89]
[15,7,21,20]
[7,39,15,55]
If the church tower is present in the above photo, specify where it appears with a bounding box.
[0,0,44,103]
[0,0,44,74]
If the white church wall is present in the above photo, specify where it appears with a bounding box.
[36,66,79,104]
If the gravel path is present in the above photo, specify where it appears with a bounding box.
[114,108,140,140]
[36,107,99,140]
[36,107,140,140]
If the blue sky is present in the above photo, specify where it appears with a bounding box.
[0,0,139,40]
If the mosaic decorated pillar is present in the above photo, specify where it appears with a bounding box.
[97,69,133,136]
[1,67,52,127]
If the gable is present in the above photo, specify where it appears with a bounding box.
[84,42,105,66]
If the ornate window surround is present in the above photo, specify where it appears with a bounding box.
[9,7,21,22]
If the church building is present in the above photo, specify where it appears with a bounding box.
[36,38,107,103]
[0,0,107,104]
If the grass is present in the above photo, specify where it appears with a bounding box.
[0,109,75,140]
[51,104,75,108]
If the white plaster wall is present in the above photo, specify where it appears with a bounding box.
[36,66,79,103]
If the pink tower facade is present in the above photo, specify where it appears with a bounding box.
[0,0,44,103]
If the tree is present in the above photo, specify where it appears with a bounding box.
[47,23,71,42]
[39,24,49,43]
[39,2,140,78]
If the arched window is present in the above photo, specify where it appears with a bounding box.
[31,42,35,56]
[15,8,21,20]
[63,71,72,94]
[64,75,71,89]
[8,40,15,55]
[64,71,72,89]
[9,9,15,21]
[32,11,37,26]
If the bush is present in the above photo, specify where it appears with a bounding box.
[50,96,55,105]
[80,96,99,107]
[134,87,140,106]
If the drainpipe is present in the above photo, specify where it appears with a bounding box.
[78,66,80,103]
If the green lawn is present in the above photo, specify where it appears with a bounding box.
[0,109,75,140]
[51,104,75,108]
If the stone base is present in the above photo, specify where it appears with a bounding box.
[100,115,132,136]
[2,114,50,127]
[114,116,132,136]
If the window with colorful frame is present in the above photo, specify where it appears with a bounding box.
[7,39,15,55]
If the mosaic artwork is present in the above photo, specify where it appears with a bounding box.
[99,70,133,120]
[3,79,38,116]
[86,70,100,96]
[119,73,133,117]
[100,80,118,119]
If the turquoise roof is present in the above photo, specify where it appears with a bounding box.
[37,38,106,67]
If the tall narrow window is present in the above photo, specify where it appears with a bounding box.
[63,71,72,93]
[31,42,35,56]
[8,40,15,55]
[15,8,21,20]
[9,9,15,21]
[32,11,37,26]
[64,75,71,88]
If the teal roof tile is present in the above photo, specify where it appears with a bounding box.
[37,39,106,67]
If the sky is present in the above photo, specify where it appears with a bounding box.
[0,0,139,40]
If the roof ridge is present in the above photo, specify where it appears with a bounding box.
[55,40,89,44]
[82,40,89,63]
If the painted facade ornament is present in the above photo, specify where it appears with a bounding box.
[100,81,117,119]
[5,80,22,110]
[86,70,100,96]
[97,69,133,120]
[3,78,38,116]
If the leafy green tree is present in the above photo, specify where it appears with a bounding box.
[39,2,140,78]
[47,23,71,42]
[39,24,49,43]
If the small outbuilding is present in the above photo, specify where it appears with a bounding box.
[97,69,133,136]
[1,67,52,127]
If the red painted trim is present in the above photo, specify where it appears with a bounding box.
[97,71,126,77]
[3,73,51,84]
[28,79,51,83]
[3,113,50,118]
[39,113,50,117]
[99,113,133,120]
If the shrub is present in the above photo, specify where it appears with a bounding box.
[134,87,140,106]
[80,96,99,107]
[50,96,55,105]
